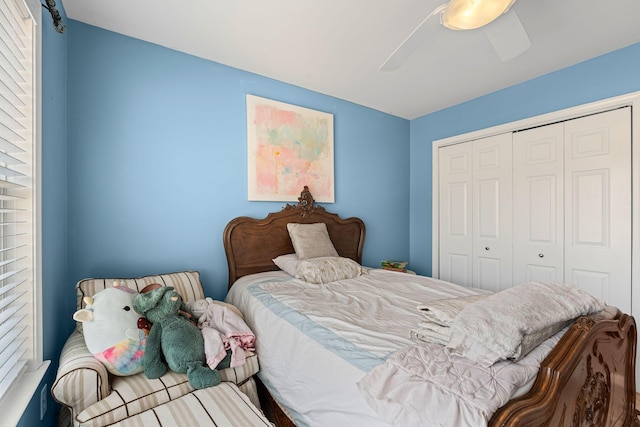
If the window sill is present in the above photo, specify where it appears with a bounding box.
[0,360,50,427]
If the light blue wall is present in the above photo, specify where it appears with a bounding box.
[66,21,410,300]
[409,42,640,276]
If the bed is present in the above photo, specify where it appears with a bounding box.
[223,186,637,426]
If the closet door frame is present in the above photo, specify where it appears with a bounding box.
[432,91,640,319]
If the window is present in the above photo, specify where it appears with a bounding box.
[0,0,46,421]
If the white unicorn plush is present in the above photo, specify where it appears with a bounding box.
[73,283,147,376]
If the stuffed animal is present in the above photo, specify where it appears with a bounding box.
[133,285,228,389]
[73,284,147,376]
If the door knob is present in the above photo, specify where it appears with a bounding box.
[485,247,490,251]
[538,253,544,258]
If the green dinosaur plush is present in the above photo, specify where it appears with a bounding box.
[133,286,229,389]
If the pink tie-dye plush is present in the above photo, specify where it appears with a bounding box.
[95,336,147,376]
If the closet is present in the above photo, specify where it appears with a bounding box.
[437,107,631,312]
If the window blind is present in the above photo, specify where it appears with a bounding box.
[0,0,37,403]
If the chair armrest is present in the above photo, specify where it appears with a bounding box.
[218,351,259,386]
[51,330,111,414]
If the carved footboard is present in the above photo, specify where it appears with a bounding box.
[490,308,637,426]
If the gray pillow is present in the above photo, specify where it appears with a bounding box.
[287,223,339,259]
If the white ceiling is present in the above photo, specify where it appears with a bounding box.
[60,0,640,120]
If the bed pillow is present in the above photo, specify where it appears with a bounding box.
[273,254,365,283]
[295,256,365,284]
[272,254,299,277]
[287,223,339,259]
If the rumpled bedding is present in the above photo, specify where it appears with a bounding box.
[411,294,488,345]
[358,330,564,427]
[361,281,606,426]
[447,281,606,367]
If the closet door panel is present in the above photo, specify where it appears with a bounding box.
[472,133,512,292]
[564,107,631,312]
[439,143,473,286]
[512,123,564,285]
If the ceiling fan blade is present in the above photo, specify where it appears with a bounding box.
[380,4,446,71]
[483,8,531,61]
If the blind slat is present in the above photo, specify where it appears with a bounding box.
[0,326,25,354]
[0,151,24,166]
[0,2,27,64]
[0,315,23,340]
[0,343,27,390]
[0,102,26,132]
[0,1,27,46]
[0,163,24,177]
[0,193,22,201]
[0,121,25,145]
[0,292,24,313]
[0,80,26,108]
[0,243,27,252]
[0,279,25,296]
[0,358,26,398]
[0,178,25,189]
[0,91,25,121]
[0,60,25,98]
[0,256,26,269]
[0,1,27,42]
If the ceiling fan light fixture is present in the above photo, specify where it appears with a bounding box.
[441,0,516,30]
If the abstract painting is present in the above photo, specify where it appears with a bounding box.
[247,95,334,202]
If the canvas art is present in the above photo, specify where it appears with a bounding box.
[246,95,334,202]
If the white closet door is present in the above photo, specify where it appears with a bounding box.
[472,133,513,292]
[564,107,631,312]
[438,142,473,286]
[512,123,564,285]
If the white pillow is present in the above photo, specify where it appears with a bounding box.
[295,256,365,284]
[287,223,339,260]
[273,254,365,284]
[272,254,299,277]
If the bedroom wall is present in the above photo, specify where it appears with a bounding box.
[408,42,640,277]
[66,21,410,301]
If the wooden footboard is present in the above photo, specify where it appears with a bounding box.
[490,308,637,426]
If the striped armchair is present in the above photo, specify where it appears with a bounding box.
[52,271,261,427]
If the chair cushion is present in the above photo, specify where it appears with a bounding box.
[109,382,271,427]
[75,352,259,426]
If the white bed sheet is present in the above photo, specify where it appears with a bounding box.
[225,269,487,427]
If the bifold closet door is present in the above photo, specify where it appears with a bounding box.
[472,133,513,292]
[438,142,473,286]
[564,107,631,313]
[439,134,513,291]
[512,123,564,285]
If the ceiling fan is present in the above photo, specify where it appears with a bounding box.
[380,0,531,71]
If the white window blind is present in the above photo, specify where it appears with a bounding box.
[0,0,39,405]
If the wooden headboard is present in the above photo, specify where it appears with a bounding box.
[223,186,366,289]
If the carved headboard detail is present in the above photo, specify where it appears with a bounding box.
[282,185,325,218]
[223,187,366,288]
